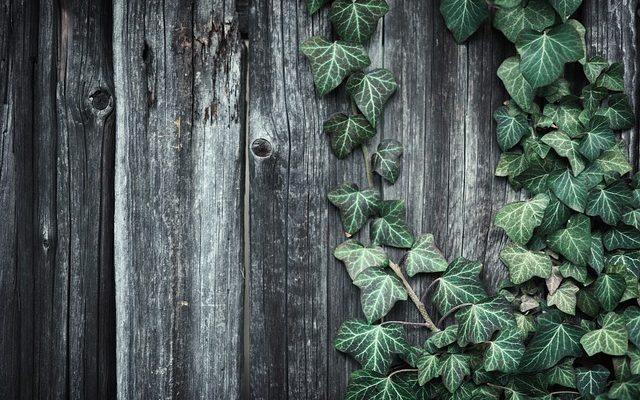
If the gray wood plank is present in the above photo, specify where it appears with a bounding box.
[0,0,116,398]
[113,0,245,398]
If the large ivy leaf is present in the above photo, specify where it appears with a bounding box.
[582,84,608,115]
[608,376,640,400]
[586,181,632,226]
[584,56,609,83]
[417,354,441,386]
[440,353,470,393]
[624,307,640,347]
[324,113,376,159]
[455,297,514,346]
[580,312,628,356]
[499,242,553,284]
[329,0,389,45]
[494,106,529,151]
[542,131,585,176]
[334,240,388,280]
[405,234,448,277]
[493,0,556,43]
[432,257,488,315]
[549,169,588,212]
[596,62,624,92]
[544,99,583,137]
[548,0,583,21]
[537,194,572,236]
[495,193,549,245]
[519,315,586,372]
[594,143,633,178]
[597,94,635,130]
[347,69,397,128]
[547,213,591,267]
[372,140,403,184]
[335,320,408,374]
[345,369,414,400]
[497,57,535,111]
[483,327,525,373]
[495,152,530,179]
[370,200,414,248]
[607,264,640,302]
[547,281,580,315]
[354,268,407,323]
[604,226,640,251]
[306,0,329,15]
[301,37,371,96]
[328,182,381,235]
[439,0,489,43]
[594,273,626,312]
[579,116,616,161]
[606,251,640,278]
[516,23,585,88]
[575,365,610,398]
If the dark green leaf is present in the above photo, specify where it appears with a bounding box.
[597,94,635,130]
[405,234,448,277]
[417,353,441,386]
[579,116,616,161]
[334,240,388,280]
[329,0,390,44]
[596,62,624,92]
[604,226,640,251]
[594,273,626,312]
[306,0,330,15]
[493,0,555,43]
[439,0,490,43]
[500,242,553,284]
[495,193,550,245]
[441,353,471,393]
[576,365,609,398]
[584,56,609,83]
[345,369,415,400]
[494,106,530,151]
[423,324,458,353]
[495,152,530,178]
[581,312,628,356]
[519,316,586,372]
[354,268,407,323]
[433,257,488,315]
[549,169,588,212]
[548,358,577,388]
[372,140,403,184]
[456,297,514,346]
[544,100,584,137]
[547,213,591,266]
[548,0,583,21]
[347,69,397,128]
[328,182,381,235]
[548,281,580,315]
[483,327,525,373]
[542,131,585,176]
[370,200,414,248]
[324,113,377,159]
[497,57,535,111]
[624,307,640,348]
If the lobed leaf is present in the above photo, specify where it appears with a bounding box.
[329,0,389,45]
[347,69,397,128]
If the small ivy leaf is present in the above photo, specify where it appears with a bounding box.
[423,324,458,353]
[328,182,381,235]
[604,226,640,251]
[523,133,551,159]
[559,261,588,284]
[547,358,577,388]
[345,369,414,400]
[399,345,422,368]
[580,312,628,356]
[334,240,388,280]
[370,200,414,248]
[596,62,625,92]
[546,265,563,295]
[439,0,489,43]
[497,57,535,112]
[547,213,591,267]
[594,142,633,178]
[516,23,584,88]
[514,312,536,339]
[455,297,514,346]
[540,78,572,103]
[417,354,441,386]
[622,209,640,230]
[607,264,640,302]
[547,281,580,315]
[495,193,549,245]
[594,273,626,312]
[440,353,471,393]
[596,94,635,130]
[584,56,609,83]
[493,0,555,43]
[335,319,408,374]
[483,327,525,373]
[575,365,610,398]
[549,169,588,212]
[405,234,448,277]
[519,316,586,372]
[354,268,407,323]
[324,113,376,159]
[579,116,616,161]
[372,140,403,184]
[432,257,488,316]
[624,307,640,347]
[582,84,608,115]
[495,152,530,179]
[494,106,530,151]
[347,69,397,128]
[543,100,584,137]
[541,131,585,176]
[506,375,550,399]
[548,0,583,21]
[499,242,552,284]
[329,0,389,45]
[306,0,330,15]
[606,251,640,278]
[300,37,371,97]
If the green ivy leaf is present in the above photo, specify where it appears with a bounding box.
[584,56,609,83]
[354,268,407,323]
[548,358,577,388]
[345,369,414,400]
[607,264,640,302]
[495,193,550,245]
[578,286,602,317]
[594,273,626,312]
[439,0,489,43]
[582,84,608,115]
[495,152,530,179]
[609,376,640,400]
[306,0,330,15]
[433,257,488,315]
[499,242,553,284]
[549,169,588,212]
[423,324,458,353]
[595,142,633,178]
[493,0,555,43]
[580,312,628,356]
[334,240,388,280]
[335,320,408,374]
[606,251,640,278]
[329,0,389,45]
[575,365,610,398]
[586,181,632,226]
[324,113,377,159]
[370,200,414,248]
[547,281,580,315]
[328,182,381,235]
[596,62,625,92]
[559,261,588,284]
[537,194,572,236]
[494,106,530,151]
[405,234,448,277]
[623,209,640,230]
[542,131,586,176]
[300,37,371,96]
[497,57,535,111]
[440,353,471,393]
[548,0,583,21]
[514,312,537,339]
[579,116,616,161]
[347,69,397,128]
[372,140,403,184]
[597,94,635,130]
[455,297,514,346]
[519,315,586,372]
[547,213,591,267]
[604,226,640,251]
[417,354,441,386]
[516,23,585,88]
[544,100,584,137]
[624,307,640,348]
[483,327,525,373]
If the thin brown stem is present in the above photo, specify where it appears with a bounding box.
[380,320,431,328]
[388,261,439,332]
[436,303,473,328]
[549,391,580,397]
[420,277,441,304]
[361,145,375,188]
[387,368,418,379]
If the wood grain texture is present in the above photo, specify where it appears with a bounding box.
[248,1,639,398]
[113,0,245,398]
[0,0,116,398]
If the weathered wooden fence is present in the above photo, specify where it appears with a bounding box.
[0,0,638,399]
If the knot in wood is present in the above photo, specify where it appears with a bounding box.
[89,89,112,111]
[251,138,273,158]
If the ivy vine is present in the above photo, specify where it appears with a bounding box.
[301,0,639,399]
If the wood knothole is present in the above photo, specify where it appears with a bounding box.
[89,88,113,113]
[251,138,273,158]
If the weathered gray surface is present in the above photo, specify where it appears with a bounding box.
[0,0,116,398]
[113,0,245,398]
[248,0,639,398]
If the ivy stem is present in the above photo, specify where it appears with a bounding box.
[361,145,375,188]
[436,303,473,328]
[387,368,418,379]
[380,320,431,328]
[420,277,441,304]
[388,261,440,332]
[549,391,581,397]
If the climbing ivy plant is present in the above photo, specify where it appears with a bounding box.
[302,0,639,398]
